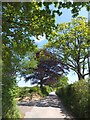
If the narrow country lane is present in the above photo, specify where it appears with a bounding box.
[18,92,74,119]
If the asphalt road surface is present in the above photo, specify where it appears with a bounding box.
[18,91,73,119]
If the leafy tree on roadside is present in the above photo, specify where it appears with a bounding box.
[2,2,55,118]
[45,17,89,80]
[57,76,69,88]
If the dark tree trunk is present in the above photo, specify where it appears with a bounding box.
[88,21,90,77]
[77,60,81,80]
[40,79,43,92]
[88,47,90,77]
[77,71,84,80]
[77,58,84,80]
[82,49,86,77]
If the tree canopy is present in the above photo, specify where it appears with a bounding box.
[21,49,69,89]
[45,17,89,80]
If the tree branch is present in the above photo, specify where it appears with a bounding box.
[83,72,89,77]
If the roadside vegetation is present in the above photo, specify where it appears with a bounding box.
[56,79,89,119]
[2,2,90,119]
[16,85,54,100]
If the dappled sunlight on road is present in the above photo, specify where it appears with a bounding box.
[18,92,73,119]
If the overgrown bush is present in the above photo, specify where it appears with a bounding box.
[17,85,54,99]
[2,77,21,118]
[17,87,31,98]
[56,79,89,119]
[41,86,54,96]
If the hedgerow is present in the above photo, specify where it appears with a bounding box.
[56,79,89,119]
[2,77,21,118]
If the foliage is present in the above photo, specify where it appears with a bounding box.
[57,76,69,88]
[45,17,89,80]
[2,2,54,118]
[17,85,54,98]
[56,79,89,118]
[40,2,90,18]
[24,49,69,90]
[40,85,54,96]
[18,86,43,98]
[16,87,30,99]
[19,51,38,75]
[2,77,21,118]
[2,2,90,118]
[44,0,90,17]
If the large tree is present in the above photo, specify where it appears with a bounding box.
[23,49,69,90]
[2,2,55,118]
[45,17,89,80]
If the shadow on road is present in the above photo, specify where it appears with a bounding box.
[18,94,60,108]
[18,94,74,119]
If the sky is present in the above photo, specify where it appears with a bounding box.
[17,6,88,87]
